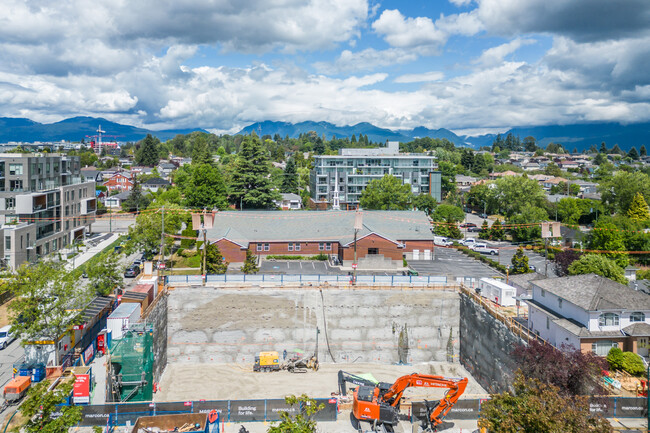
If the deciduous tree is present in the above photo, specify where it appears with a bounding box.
[412,194,437,216]
[359,175,412,210]
[183,164,228,210]
[127,202,185,256]
[568,254,626,284]
[267,395,324,433]
[590,220,629,267]
[479,374,611,433]
[21,379,82,433]
[87,251,124,296]
[553,250,582,277]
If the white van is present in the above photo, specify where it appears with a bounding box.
[0,325,16,349]
[434,236,453,246]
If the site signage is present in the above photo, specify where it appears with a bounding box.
[73,374,91,404]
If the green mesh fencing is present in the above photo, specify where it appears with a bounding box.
[110,327,154,402]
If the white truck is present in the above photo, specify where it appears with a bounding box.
[470,243,499,255]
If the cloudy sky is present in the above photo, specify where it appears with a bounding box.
[2,0,650,134]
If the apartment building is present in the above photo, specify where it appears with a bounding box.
[309,142,441,208]
[0,154,96,269]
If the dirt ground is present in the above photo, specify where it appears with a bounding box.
[154,362,487,402]
[0,300,12,328]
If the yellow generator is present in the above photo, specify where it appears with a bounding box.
[253,351,280,372]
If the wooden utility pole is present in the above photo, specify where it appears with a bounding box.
[352,211,363,285]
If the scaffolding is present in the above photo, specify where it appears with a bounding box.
[108,325,154,402]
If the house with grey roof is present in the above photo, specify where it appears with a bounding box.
[203,210,434,265]
[274,193,302,210]
[527,274,650,357]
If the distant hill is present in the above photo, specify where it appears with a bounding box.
[0,116,207,143]
[464,122,650,151]
[238,120,466,145]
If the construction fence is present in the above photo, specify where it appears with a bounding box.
[74,396,649,426]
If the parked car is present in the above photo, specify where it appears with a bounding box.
[470,243,499,255]
[479,213,488,219]
[459,223,477,229]
[124,265,141,278]
[434,236,453,246]
[0,325,16,349]
[460,238,477,247]
[467,226,482,232]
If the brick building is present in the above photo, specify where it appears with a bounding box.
[204,210,434,265]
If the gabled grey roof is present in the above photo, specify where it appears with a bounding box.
[143,177,171,186]
[205,210,433,246]
[533,274,650,311]
[507,272,545,291]
[622,322,650,336]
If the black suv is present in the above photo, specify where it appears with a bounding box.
[124,265,141,278]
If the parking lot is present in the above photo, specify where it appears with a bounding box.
[409,246,501,278]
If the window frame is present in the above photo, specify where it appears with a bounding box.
[630,312,645,323]
[598,312,620,327]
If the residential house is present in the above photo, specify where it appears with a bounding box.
[80,168,102,183]
[130,166,154,177]
[455,175,477,191]
[204,210,434,265]
[103,172,133,193]
[557,160,579,170]
[157,162,176,178]
[142,177,171,193]
[522,162,540,171]
[104,191,131,209]
[274,193,302,210]
[527,274,650,357]
[542,177,568,190]
[489,170,521,179]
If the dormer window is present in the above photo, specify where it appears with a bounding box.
[598,313,619,327]
[630,312,645,323]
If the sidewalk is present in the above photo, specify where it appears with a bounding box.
[64,233,121,272]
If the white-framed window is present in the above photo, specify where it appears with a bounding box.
[326,242,331,251]
[319,242,324,251]
[599,313,619,327]
[257,244,262,252]
[630,312,645,322]
[295,243,301,251]
[288,243,294,252]
[264,243,270,251]
[8,163,23,175]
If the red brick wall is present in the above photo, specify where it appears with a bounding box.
[249,241,337,256]
[402,240,435,253]
[340,233,404,261]
[215,238,247,262]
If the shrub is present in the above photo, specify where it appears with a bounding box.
[637,269,650,280]
[622,352,645,376]
[607,347,624,371]
[180,227,197,248]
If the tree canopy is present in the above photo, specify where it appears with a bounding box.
[127,202,186,255]
[359,174,412,210]
[229,135,281,209]
[183,163,228,210]
[135,134,161,166]
[568,254,626,284]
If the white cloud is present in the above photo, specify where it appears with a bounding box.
[449,0,473,6]
[372,10,447,50]
[314,48,417,74]
[473,38,535,67]
[394,71,444,83]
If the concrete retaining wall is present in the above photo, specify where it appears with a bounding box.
[144,291,168,382]
[167,287,460,364]
[459,292,522,393]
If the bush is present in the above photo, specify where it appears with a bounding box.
[622,352,645,376]
[607,347,624,371]
[180,227,197,248]
[637,269,650,280]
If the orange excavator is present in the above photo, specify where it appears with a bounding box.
[352,373,468,432]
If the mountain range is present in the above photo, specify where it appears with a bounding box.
[0,116,206,143]
[0,116,649,152]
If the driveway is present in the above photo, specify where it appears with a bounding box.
[409,246,502,278]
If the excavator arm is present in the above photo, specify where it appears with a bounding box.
[382,374,468,430]
[338,370,379,395]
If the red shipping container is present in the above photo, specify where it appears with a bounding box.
[132,283,154,305]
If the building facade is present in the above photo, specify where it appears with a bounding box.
[527,274,650,357]
[205,210,435,265]
[0,154,96,269]
[309,142,441,208]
